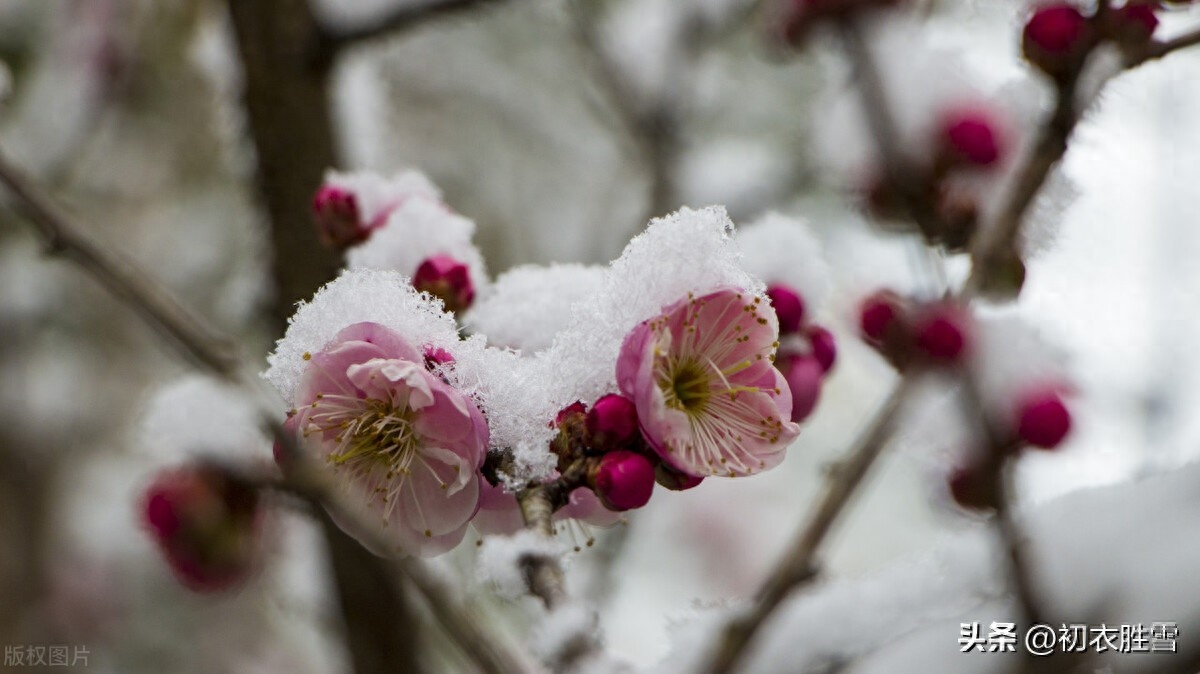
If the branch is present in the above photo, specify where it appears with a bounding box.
[836,18,947,243]
[517,485,569,610]
[320,0,509,53]
[1132,26,1200,66]
[702,375,915,674]
[0,150,239,378]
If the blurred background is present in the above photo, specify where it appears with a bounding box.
[3,0,1200,671]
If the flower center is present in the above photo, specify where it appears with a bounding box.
[313,396,421,483]
[662,359,712,414]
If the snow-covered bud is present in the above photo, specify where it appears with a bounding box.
[777,353,824,423]
[1107,2,1159,44]
[586,394,639,452]
[1015,387,1072,449]
[590,450,656,511]
[312,185,367,250]
[1022,5,1092,78]
[413,254,475,314]
[913,303,970,364]
[140,463,263,593]
[555,401,588,428]
[938,107,1005,169]
[767,284,807,334]
[655,463,704,491]
[806,325,837,374]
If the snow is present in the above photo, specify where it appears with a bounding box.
[477,529,569,600]
[465,263,605,352]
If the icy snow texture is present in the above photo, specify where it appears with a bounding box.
[655,459,1200,673]
[263,269,462,405]
[345,196,490,294]
[464,263,606,353]
[321,168,440,226]
[139,375,272,464]
[540,206,764,415]
[736,213,831,316]
[476,529,568,600]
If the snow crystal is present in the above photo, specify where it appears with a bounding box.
[476,529,568,600]
[139,374,272,465]
[345,196,489,293]
[464,263,606,353]
[263,269,461,405]
[736,212,831,316]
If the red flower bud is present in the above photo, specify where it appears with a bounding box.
[1022,5,1091,78]
[913,304,970,364]
[586,394,639,451]
[592,450,656,511]
[1015,388,1072,449]
[778,353,824,423]
[940,108,1004,169]
[312,185,368,250]
[766,284,807,334]
[413,255,475,314]
[806,325,837,374]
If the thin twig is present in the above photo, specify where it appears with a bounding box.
[517,485,569,610]
[320,0,508,53]
[0,150,240,377]
[1132,26,1200,66]
[702,375,914,674]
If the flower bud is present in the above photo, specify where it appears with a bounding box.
[913,303,970,364]
[655,463,704,491]
[140,463,263,592]
[591,450,656,511]
[1022,5,1091,78]
[766,284,807,334]
[859,290,903,344]
[1108,3,1159,44]
[312,185,367,250]
[586,394,639,451]
[778,353,824,423]
[806,325,837,374]
[554,401,588,428]
[413,255,475,313]
[1015,387,1072,449]
[939,108,1004,169]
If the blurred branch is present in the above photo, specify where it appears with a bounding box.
[702,375,915,674]
[0,149,240,378]
[517,485,569,610]
[0,150,525,674]
[225,0,342,333]
[318,0,510,53]
[1133,26,1200,65]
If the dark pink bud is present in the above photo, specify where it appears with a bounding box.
[859,291,902,344]
[312,185,367,250]
[592,450,656,511]
[1022,5,1090,77]
[655,463,704,491]
[778,353,823,423]
[940,108,1004,168]
[913,304,969,364]
[586,394,639,451]
[1110,3,1159,43]
[139,464,263,593]
[806,325,837,373]
[1016,388,1072,449]
[413,255,475,314]
[766,284,807,334]
[423,346,455,370]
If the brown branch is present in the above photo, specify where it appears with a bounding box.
[702,375,915,674]
[0,150,240,378]
[517,485,569,610]
[319,0,509,53]
[836,18,947,243]
[1132,26,1200,66]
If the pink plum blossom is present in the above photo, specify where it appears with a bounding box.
[617,288,801,477]
[291,321,488,557]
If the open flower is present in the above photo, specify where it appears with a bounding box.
[291,321,488,556]
[617,288,800,477]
